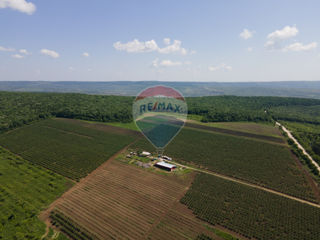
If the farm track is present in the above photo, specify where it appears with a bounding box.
[185,121,284,144]
[171,161,320,209]
[276,122,320,173]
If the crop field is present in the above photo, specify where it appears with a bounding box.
[41,160,231,240]
[50,210,97,240]
[0,147,70,239]
[191,121,282,137]
[185,122,284,143]
[131,127,318,202]
[0,118,137,180]
[181,173,320,240]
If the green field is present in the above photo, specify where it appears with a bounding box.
[181,173,320,240]
[190,120,281,137]
[50,210,97,240]
[84,120,139,131]
[0,147,70,239]
[0,118,136,180]
[131,127,317,201]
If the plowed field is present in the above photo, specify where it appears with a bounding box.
[42,160,223,239]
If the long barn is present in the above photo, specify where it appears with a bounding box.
[154,161,176,171]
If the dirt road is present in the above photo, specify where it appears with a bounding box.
[276,122,320,173]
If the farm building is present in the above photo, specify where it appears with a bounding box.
[155,161,176,171]
[139,151,151,157]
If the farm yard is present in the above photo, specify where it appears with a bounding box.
[0,147,71,240]
[131,126,318,202]
[0,118,137,180]
[41,160,232,240]
[181,173,320,240]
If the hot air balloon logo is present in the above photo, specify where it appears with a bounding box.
[133,86,188,156]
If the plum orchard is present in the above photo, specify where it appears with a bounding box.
[131,127,317,202]
[181,173,320,240]
[0,119,136,180]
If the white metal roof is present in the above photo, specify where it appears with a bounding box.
[141,151,151,155]
[155,161,176,169]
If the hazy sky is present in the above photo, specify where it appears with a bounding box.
[0,0,319,82]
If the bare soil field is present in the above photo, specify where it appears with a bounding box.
[41,160,224,239]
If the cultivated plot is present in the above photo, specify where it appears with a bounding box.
[131,127,318,202]
[42,160,224,240]
[182,173,320,240]
[0,147,70,239]
[0,118,137,180]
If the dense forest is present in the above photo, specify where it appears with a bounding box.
[187,96,320,123]
[0,92,133,132]
[1,91,320,133]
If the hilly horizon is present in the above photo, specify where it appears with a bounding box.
[1,80,320,98]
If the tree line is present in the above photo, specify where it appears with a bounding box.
[1,91,320,133]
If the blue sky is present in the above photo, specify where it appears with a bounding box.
[0,0,319,82]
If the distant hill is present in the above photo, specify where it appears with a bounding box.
[1,81,320,98]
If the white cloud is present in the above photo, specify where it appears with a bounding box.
[19,49,30,55]
[68,66,75,71]
[0,0,36,15]
[265,25,317,52]
[113,38,191,55]
[240,29,253,40]
[160,59,182,67]
[158,40,187,55]
[82,52,89,57]
[265,25,299,49]
[247,47,253,52]
[0,46,15,52]
[40,49,59,58]
[113,39,158,53]
[11,54,24,59]
[282,42,317,52]
[208,63,232,72]
[267,25,298,40]
[163,38,171,45]
[152,58,185,67]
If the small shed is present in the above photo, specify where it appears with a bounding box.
[155,161,176,171]
[139,151,151,157]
